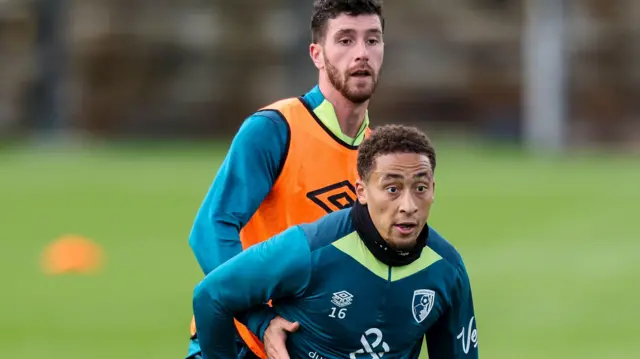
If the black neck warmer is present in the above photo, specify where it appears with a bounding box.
[350,200,429,267]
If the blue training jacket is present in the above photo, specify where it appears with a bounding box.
[193,208,479,359]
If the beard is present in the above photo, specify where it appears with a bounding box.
[325,57,379,104]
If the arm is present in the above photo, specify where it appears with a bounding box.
[189,111,289,274]
[425,263,478,359]
[192,226,312,359]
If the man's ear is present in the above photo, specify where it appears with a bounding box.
[355,179,367,205]
[309,43,324,70]
[431,180,436,202]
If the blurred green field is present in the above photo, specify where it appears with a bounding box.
[1,139,639,359]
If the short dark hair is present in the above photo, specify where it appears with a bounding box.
[357,124,436,181]
[311,0,384,44]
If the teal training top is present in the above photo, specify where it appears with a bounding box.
[192,208,479,359]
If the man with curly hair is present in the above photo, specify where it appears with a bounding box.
[193,125,480,359]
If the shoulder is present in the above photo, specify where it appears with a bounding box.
[299,208,355,252]
[426,227,467,276]
[251,225,311,261]
[236,110,289,140]
[228,111,290,172]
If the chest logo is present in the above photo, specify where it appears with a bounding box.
[306,180,356,213]
[331,290,354,308]
[412,289,436,323]
[349,328,390,359]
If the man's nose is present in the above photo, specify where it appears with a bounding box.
[399,192,418,214]
[354,40,370,62]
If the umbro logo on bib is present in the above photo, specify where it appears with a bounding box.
[306,180,356,213]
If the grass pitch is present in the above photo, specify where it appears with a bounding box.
[1,140,638,358]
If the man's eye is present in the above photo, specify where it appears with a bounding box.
[367,39,379,45]
[416,185,427,192]
[339,39,352,45]
[386,187,398,194]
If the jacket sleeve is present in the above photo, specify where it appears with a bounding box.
[425,262,479,359]
[192,226,312,359]
[188,111,289,274]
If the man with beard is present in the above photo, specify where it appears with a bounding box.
[193,125,480,359]
[185,1,385,359]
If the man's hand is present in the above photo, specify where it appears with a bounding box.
[263,316,299,359]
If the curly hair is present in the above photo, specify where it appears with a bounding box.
[357,124,436,181]
[311,0,384,44]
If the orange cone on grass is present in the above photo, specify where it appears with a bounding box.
[42,235,104,275]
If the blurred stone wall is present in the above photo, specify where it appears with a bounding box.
[0,0,36,135]
[0,0,638,144]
